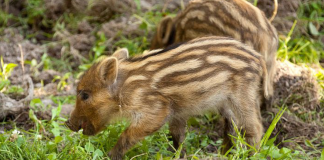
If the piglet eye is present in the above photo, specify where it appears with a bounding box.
[81,92,89,100]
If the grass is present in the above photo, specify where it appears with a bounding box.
[0,110,212,159]
[277,21,324,64]
[0,105,319,160]
[112,10,173,56]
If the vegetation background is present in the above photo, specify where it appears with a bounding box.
[0,0,324,159]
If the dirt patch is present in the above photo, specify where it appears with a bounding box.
[273,61,321,122]
[0,102,74,133]
[0,28,45,86]
[0,0,26,26]
[195,108,324,154]
[44,0,70,20]
[262,108,324,152]
[99,16,146,49]
[257,0,324,37]
[0,108,51,132]
[0,102,73,133]
[77,20,94,34]
[256,0,301,34]
[1,0,191,67]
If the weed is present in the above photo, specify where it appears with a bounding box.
[51,95,75,105]
[4,85,24,94]
[298,1,324,37]
[277,20,324,64]
[30,98,48,112]
[52,72,72,91]
[223,107,312,159]
[0,56,18,92]
[78,33,108,72]
[113,11,172,55]
[113,36,149,56]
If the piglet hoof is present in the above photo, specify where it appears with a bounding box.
[108,151,123,160]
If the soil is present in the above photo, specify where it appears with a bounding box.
[198,108,324,154]
[257,0,301,34]
[0,108,51,132]
[262,108,324,152]
[273,61,321,119]
[0,0,323,154]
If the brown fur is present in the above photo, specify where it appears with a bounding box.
[66,37,269,160]
[151,0,278,104]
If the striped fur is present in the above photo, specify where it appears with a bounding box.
[151,0,278,100]
[67,37,269,160]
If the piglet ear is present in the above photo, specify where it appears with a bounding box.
[150,16,173,49]
[112,48,129,60]
[159,17,173,45]
[98,57,118,84]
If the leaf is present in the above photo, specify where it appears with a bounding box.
[270,149,282,159]
[51,128,60,137]
[140,22,148,30]
[309,22,319,36]
[51,102,62,120]
[310,2,319,9]
[191,155,199,160]
[321,147,324,160]
[187,117,200,126]
[47,153,57,160]
[30,98,42,108]
[266,137,276,146]
[94,149,103,156]
[0,80,10,90]
[200,138,208,147]
[85,142,95,153]
[305,139,314,148]
[29,109,39,122]
[155,152,162,160]
[279,147,291,154]
[54,136,63,144]
[92,149,104,160]
[251,153,267,160]
[46,141,56,152]
[7,85,24,94]
[16,137,24,147]
[6,63,18,70]
[31,59,38,67]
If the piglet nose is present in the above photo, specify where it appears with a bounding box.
[65,118,82,132]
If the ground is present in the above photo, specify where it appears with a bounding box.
[0,0,324,159]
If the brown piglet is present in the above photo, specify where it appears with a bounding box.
[66,36,270,160]
[151,0,278,106]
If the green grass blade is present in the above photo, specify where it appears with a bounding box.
[260,107,287,148]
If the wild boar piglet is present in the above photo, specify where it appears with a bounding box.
[66,36,271,160]
[151,0,278,102]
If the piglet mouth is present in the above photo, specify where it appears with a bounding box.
[81,121,87,129]
[65,119,96,135]
[81,120,96,136]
